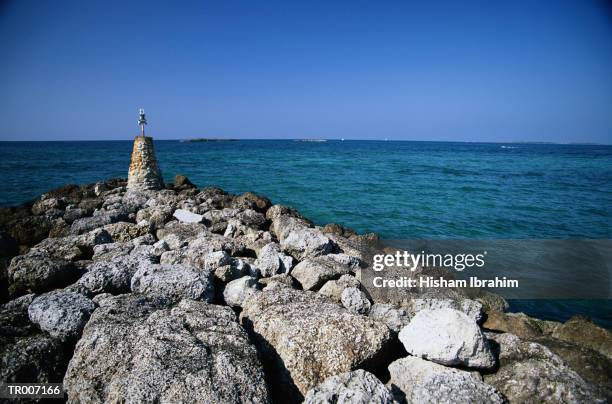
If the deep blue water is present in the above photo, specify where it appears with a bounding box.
[1,140,611,326]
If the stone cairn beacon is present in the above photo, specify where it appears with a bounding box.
[127,108,164,191]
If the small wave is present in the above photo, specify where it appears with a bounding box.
[500,145,519,149]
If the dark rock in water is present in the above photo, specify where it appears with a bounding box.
[240,287,393,402]
[28,290,96,341]
[7,251,80,295]
[64,295,270,403]
[173,174,196,188]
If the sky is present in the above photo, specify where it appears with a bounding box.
[0,0,611,143]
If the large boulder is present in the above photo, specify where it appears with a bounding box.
[74,252,156,296]
[8,251,79,294]
[70,209,128,235]
[341,287,371,315]
[232,192,272,213]
[28,291,95,341]
[292,254,360,291]
[130,264,214,303]
[64,295,270,403]
[303,369,394,404]
[30,228,113,262]
[398,308,495,369]
[484,332,604,403]
[240,287,393,401]
[369,303,411,333]
[387,356,504,404]
[318,274,361,302]
[7,215,54,246]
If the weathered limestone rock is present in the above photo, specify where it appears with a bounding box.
[130,263,214,303]
[369,303,411,333]
[172,208,204,223]
[255,242,294,277]
[388,356,504,404]
[28,291,95,341]
[127,136,164,191]
[318,274,361,302]
[484,332,604,403]
[341,287,371,315]
[303,369,394,404]
[8,251,79,294]
[408,297,484,324]
[223,276,259,308]
[292,254,359,291]
[64,296,270,403]
[483,311,552,339]
[240,287,393,401]
[398,308,496,369]
[281,228,336,260]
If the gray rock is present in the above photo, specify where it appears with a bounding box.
[223,276,259,307]
[485,332,604,403]
[341,287,371,315]
[318,274,361,302]
[552,316,612,359]
[292,254,359,291]
[131,263,214,303]
[173,208,204,223]
[28,291,96,340]
[155,220,207,248]
[8,251,78,294]
[30,228,113,261]
[70,208,128,235]
[64,295,270,403]
[304,369,394,404]
[135,205,173,230]
[75,253,156,296]
[398,308,495,369]
[240,287,393,400]
[255,242,294,277]
[388,356,504,404]
[281,228,336,260]
[369,303,411,333]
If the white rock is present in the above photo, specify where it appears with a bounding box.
[255,243,293,277]
[341,287,371,315]
[398,308,495,369]
[224,276,259,308]
[304,369,394,404]
[388,356,504,404]
[172,209,204,224]
[280,228,335,260]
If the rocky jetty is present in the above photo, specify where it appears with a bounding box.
[0,176,610,403]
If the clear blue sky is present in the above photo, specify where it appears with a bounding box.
[1,0,611,142]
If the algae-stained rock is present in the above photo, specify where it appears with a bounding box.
[303,369,394,404]
[64,295,270,403]
[130,263,214,303]
[398,308,495,369]
[484,332,604,403]
[552,316,612,359]
[240,287,393,401]
[388,356,504,404]
[28,290,95,341]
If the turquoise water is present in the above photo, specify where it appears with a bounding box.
[1,140,611,325]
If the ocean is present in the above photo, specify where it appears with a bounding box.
[1,140,610,326]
